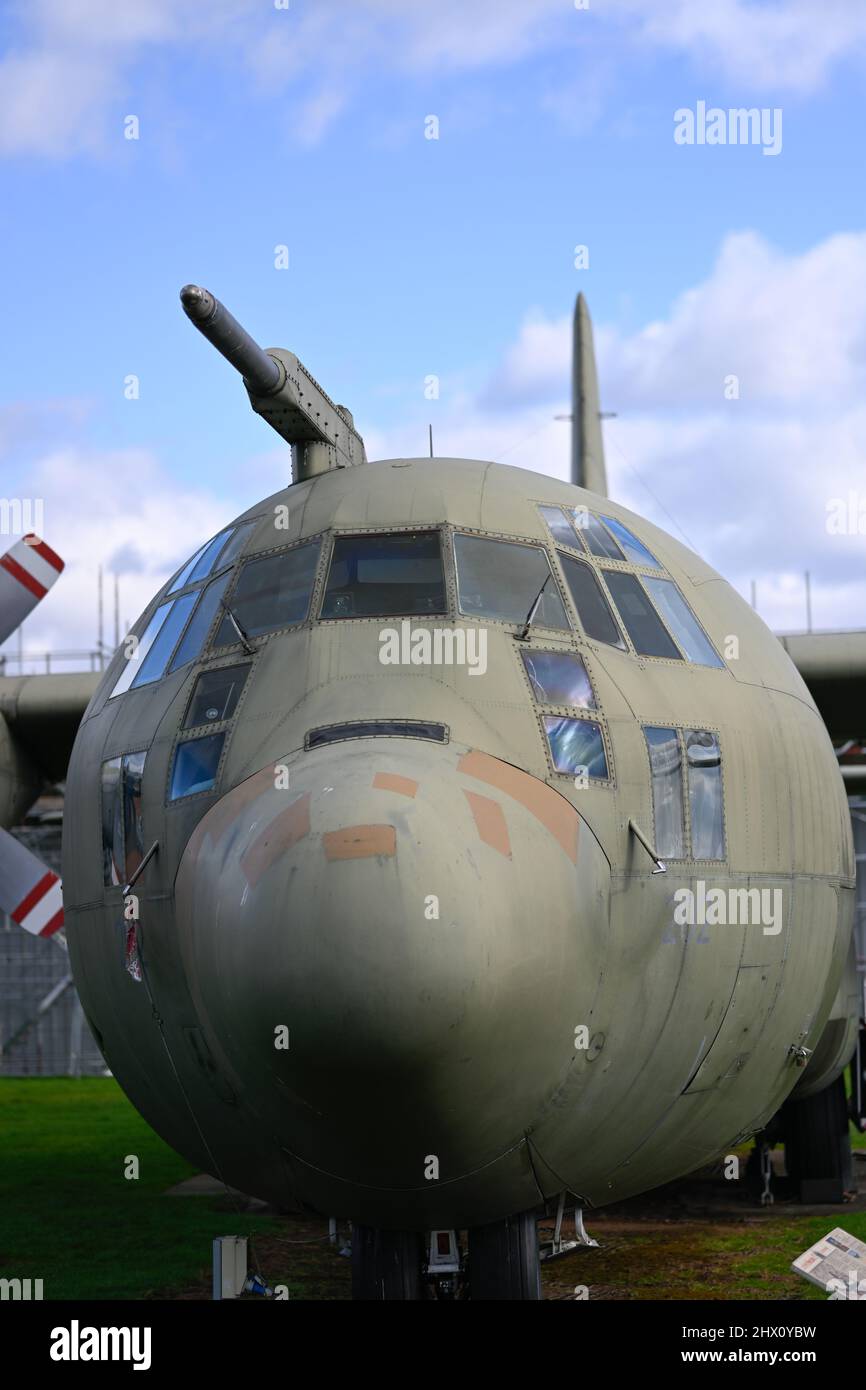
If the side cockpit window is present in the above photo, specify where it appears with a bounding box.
[183,664,251,730]
[109,520,258,697]
[539,505,724,668]
[597,515,661,568]
[168,520,257,595]
[454,533,568,630]
[603,571,682,660]
[101,750,147,886]
[538,506,583,550]
[322,532,445,618]
[543,716,608,780]
[558,553,624,648]
[641,577,724,668]
[169,733,225,801]
[520,648,609,782]
[685,730,724,858]
[644,725,725,860]
[644,727,685,858]
[167,663,252,803]
[214,540,320,645]
[521,649,595,708]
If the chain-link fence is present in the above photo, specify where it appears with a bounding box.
[0,826,105,1076]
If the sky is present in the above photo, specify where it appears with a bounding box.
[1,0,865,666]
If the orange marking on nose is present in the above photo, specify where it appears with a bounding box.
[463,789,511,858]
[323,824,396,860]
[458,750,579,864]
[241,791,311,887]
[372,772,419,799]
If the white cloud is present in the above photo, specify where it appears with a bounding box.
[487,231,866,411]
[627,0,866,93]
[0,442,247,664]
[3,0,866,156]
[372,228,866,634]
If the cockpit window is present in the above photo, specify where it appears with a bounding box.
[685,730,725,858]
[538,505,585,550]
[168,520,257,595]
[168,541,209,595]
[644,726,685,858]
[521,650,596,708]
[110,599,183,698]
[543,715,608,779]
[186,528,233,586]
[575,512,625,560]
[454,534,568,630]
[599,516,661,568]
[183,663,251,730]
[322,532,445,618]
[558,553,625,648]
[213,539,321,645]
[641,577,724,668]
[169,732,225,801]
[603,571,682,659]
[129,592,197,688]
[170,573,232,671]
[109,522,260,697]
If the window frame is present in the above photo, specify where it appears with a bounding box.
[451,528,572,635]
[640,575,725,670]
[100,749,149,889]
[601,568,685,662]
[538,709,613,785]
[211,531,327,651]
[557,550,626,650]
[167,730,228,804]
[317,526,449,624]
[181,658,254,733]
[537,504,588,556]
[518,645,598,711]
[641,723,726,862]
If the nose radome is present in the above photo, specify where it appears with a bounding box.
[174,739,610,1192]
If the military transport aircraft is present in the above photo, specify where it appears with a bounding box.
[0,288,862,1300]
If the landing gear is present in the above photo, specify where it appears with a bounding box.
[350,1226,425,1300]
[783,1072,854,1203]
[468,1209,542,1301]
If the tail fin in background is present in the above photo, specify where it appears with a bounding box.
[571,294,608,497]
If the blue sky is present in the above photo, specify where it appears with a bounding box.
[2,0,865,657]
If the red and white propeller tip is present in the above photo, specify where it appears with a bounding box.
[0,534,64,648]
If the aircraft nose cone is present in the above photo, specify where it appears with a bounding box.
[175,739,610,1212]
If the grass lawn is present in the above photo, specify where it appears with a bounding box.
[0,1077,344,1300]
[1,1077,862,1300]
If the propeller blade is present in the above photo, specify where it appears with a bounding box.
[0,534,64,647]
[0,825,64,940]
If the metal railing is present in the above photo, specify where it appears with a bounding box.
[0,649,108,676]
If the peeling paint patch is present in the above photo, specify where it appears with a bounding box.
[458,749,579,864]
[372,772,419,799]
[323,824,396,860]
[240,792,312,887]
[184,761,284,865]
[463,789,511,858]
